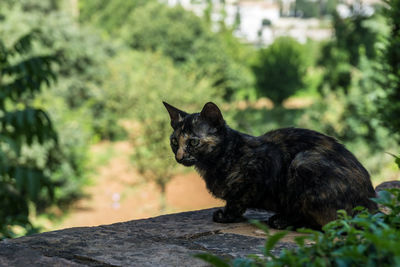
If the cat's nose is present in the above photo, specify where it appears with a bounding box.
[176,148,185,161]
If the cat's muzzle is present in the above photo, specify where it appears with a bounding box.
[176,157,196,166]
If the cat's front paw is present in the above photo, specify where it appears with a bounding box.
[212,209,244,223]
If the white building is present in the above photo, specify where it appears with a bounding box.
[234,1,280,43]
[164,0,332,45]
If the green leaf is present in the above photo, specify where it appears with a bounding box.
[294,235,308,247]
[27,170,40,200]
[385,152,400,169]
[16,111,25,129]
[194,253,231,267]
[376,190,392,205]
[232,257,256,267]
[26,108,35,125]
[15,167,26,192]
[265,230,288,255]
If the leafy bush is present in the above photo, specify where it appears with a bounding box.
[196,188,400,267]
[2,0,124,140]
[252,37,307,105]
[379,0,400,140]
[79,0,152,35]
[0,0,112,232]
[0,30,59,239]
[301,9,397,179]
[317,10,383,94]
[317,42,353,93]
[36,93,93,210]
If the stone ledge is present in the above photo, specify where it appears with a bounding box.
[0,208,300,267]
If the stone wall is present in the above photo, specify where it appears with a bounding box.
[3,181,399,266]
[0,208,300,266]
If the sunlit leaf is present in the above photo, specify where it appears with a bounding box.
[265,231,288,256]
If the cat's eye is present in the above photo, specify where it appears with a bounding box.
[171,138,178,146]
[189,139,199,147]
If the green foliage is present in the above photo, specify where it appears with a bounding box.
[196,189,400,267]
[36,93,93,209]
[0,30,58,239]
[102,50,221,209]
[379,0,400,140]
[318,10,382,93]
[387,153,400,168]
[253,37,307,105]
[228,107,304,137]
[216,30,256,100]
[304,56,382,143]
[36,14,121,140]
[295,0,321,18]
[119,2,253,99]
[318,42,353,93]
[3,0,124,140]
[305,6,399,178]
[122,2,207,63]
[79,0,152,35]
[293,0,338,18]
[333,10,378,65]
[0,0,111,236]
[81,1,256,100]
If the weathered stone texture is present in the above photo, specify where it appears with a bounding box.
[0,208,298,267]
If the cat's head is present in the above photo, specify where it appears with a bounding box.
[163,101,225,166]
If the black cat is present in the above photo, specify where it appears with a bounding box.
[163,101,377,229]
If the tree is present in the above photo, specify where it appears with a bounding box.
[253,37,307,106]
[78,0,151,34]
[379,0,400,139]
[0,31,58,238]
[318,9,380,93]
[116,2,253,99]
[332,10,378,66]
[0,0,119,215]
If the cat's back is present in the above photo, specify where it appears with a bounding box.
[260,127,367,168]
[261,127,338,154]
[260,127,369,178]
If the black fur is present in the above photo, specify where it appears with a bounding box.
[163,102,377,229]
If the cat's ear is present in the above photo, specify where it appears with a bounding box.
[200,102,224,127]
[163,101,188,129]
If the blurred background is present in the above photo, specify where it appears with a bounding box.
[1,0,399,239]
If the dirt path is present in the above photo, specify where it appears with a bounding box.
[54,141,223,229]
